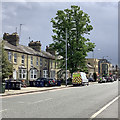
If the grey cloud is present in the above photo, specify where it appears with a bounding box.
[2,2,118,65]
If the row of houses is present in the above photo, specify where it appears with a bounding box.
[2,32,116,84]
[2,32,60,84]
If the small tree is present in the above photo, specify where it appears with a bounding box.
[50,5,95,76]
[1,40,13,80]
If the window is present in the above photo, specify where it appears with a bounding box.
[21,55,24,64]
[31,56,33,65]
[51,70,55,78]
[45,60,47,67]
[14,53,17,63]
[36,57,38,66]
[8,52,12,61]
[40,58,42,66]
[43,70,48,78]
[30,69,37,79]
[19,69,26,79]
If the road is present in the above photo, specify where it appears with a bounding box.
[1,81,119,119]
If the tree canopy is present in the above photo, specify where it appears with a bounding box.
[50,5,95,75]
[1,40,13,80]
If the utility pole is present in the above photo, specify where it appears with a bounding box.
[16,27,17,33]
[66,28,67,86]
[29,37,31,42]
[19,24,23,42]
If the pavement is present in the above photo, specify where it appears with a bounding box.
[0,82,98,96]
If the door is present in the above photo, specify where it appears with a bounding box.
[13,70,17,79]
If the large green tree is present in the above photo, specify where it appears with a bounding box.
[1,40,13,80]
[50,5,95,75]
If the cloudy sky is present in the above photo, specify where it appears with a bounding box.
[2,2,118,65]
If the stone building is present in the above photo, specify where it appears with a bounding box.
[86,58,99,75]
[3,32,57,84]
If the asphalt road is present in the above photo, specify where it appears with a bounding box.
[1,81,119,119]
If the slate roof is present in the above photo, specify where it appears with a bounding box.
[4,40,55,59]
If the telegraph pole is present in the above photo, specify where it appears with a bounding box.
[19,24,23,42]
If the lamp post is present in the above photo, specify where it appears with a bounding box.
[61,28,76,86]
[65,28,67,86]
[60,28,68,86]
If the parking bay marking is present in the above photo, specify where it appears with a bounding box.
[90,95,120,119]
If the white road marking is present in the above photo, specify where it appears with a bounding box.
[0,109,7,113]
[90,95,120,120]
[30,98,53,104]
[18,101,25,103]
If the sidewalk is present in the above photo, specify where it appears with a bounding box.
[0,82,98,97]
[0,85,71,96]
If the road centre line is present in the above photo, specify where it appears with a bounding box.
[90,95,120,120]
[30,98,53,104]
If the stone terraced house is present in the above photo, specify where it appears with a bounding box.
[3,32,58,84]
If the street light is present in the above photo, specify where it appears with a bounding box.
[61,28,76,86]
[60,28,68,86]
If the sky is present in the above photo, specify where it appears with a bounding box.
[1,2,118,65]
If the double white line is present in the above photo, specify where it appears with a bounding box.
[90,95,120,119]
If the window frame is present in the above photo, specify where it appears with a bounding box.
[14,53,17,63]
[30,69,37,79]
[19,69,26,79]
[43,70,48,78]
[21,55,25,64]
[36,57,38,66]
[31,56,33,66]
[8,52,12,61]
[40,58,42,66]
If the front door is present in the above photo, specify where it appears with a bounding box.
[13,70,17,79]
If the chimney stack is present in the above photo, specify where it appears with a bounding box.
[3,32,19,46]
[46,46,55,55]
[28,41,41,52]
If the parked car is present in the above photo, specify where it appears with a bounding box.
[56,79,61,86]
[35,78,46,87]
[44,78,56,87]
[113,75,117,81]
[88,77,95,82]
[106,76,114,82]
[98,77,106,83]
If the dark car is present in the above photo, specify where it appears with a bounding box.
[35,78,46,87]
[106,77,114,82]
[88,77,95,82]
[44,78,56,87]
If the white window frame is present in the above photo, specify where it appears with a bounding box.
[30,69,37,79]
[14,53,17,63]
[8,52,12,61]
[19,69,26,79]
[21,55,24,64]
[31,56,33,66]
[43,70,48,78]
